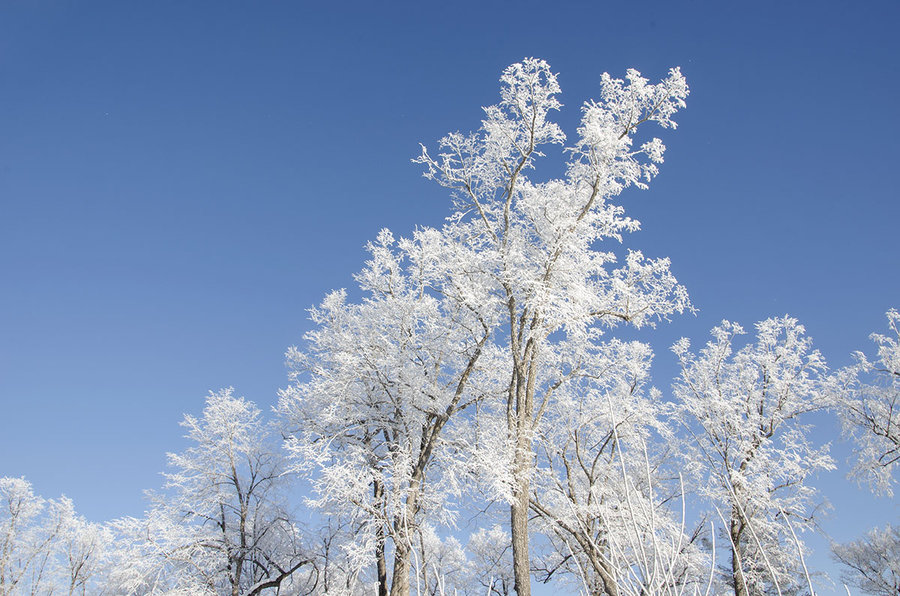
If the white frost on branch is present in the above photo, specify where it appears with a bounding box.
[836,308,900,496]
[671,317,834,596]
[832,524,900,596]
[285,57,690,595]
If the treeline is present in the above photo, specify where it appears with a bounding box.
[3,60,898,596]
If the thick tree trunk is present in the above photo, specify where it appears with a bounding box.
[389,476,423,596]
[510,483,531,596]
[730,511,748,596]
[389,540,411,596]
[509,346,538,596]
[731,548,748,596]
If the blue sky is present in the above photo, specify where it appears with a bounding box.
[1,1,898,591]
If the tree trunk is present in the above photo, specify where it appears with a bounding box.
[389,539,411,596]
[389,477,423,596]
[586,545,619,596]
[509,349,538,596]
[510,484,531,596]
[730,511,748,596]
[376,535,388,596]
[374,481,389,596]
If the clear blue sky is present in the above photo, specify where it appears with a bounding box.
[1,1,897,591]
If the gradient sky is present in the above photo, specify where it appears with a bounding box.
[1,1,898,592]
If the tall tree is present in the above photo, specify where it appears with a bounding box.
[836,308,900,496]
[671,317,833,596]
[415,58,690,595]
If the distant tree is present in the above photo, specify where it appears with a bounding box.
[836,309,900,496]
[120,389,313,596]
[304,517,379,596]
[671,317,834,596]
[832,524,900,596]
[104,510,190,595]
[414,58,690,596]
[415,525,468,596]
[0,477,111,596]
[55,498,113,595]
[1,476,61,595]
[465,525,514,596]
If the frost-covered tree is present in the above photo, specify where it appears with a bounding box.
[2,477,45,594]
[1,476,63,595]
[280,58,688,596]
[671,317,834,596]
[414,58,690,596]
[414,526,467,596]
[836,309,900,496]
[0,477,112,596]
[122,389,313,596]
[303,518,370,596]
[530,340,706,596]
[466,525,514,596]
[103,510,189,595]
[55,498,114,595]
[279,231,495,596]
[832,524,900,596]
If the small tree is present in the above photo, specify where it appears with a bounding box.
[136,389,312,596]
[0,476,61,595]
[671,317,833,596]
[415,525,468,596]
[56,498,113,596]
[529,340,706,596]
[837,308,900,496]
[466,525,514,596]
[0,477,111,596]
